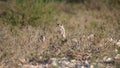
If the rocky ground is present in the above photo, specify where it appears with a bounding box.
[21,56,120,68]
[19,39,120,68]
[0,24,120,68]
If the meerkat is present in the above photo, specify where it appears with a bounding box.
[57,23,66,39]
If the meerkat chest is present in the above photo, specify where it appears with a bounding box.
[59,26,65,32]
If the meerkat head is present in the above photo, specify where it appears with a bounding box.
[57,23,63,27]
[56,20,62,26]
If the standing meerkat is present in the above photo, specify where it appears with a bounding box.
[57,23,66,39]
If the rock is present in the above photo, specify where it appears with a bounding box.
[103,57,115,64]
[19,58,28,64]
[116,40,120,47]
[75,64,85,68]
[70,59,77,67]
[70,59,77,63]
[115,54,120,59]
[107,38,117,44]
[79,60,90,68]
[50,58,58,66]
[105,58,113,62]
[81,66,85,68]
[90,64,94,68]
[59,60,70,67]
[114,49,118,53]
[85,60,89,65]
[87,34,94,40]
[68,62,75,68]
[61,57,68,61]
[57,57,70,68]
[63,61,70,65]
[71,38,78,43]
[108,38,113,42]
[43,64,49,68]
[103,56,107,61]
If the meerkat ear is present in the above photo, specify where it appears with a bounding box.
[57,23,59,26]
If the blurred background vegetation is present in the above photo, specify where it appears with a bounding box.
[0,0,120,26]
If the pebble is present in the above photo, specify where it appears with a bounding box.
[116,40,120,47]
[115,54,120,59]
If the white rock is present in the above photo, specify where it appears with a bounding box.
[115,49,118,53]
[115,54,120,59]
[85,60,89,65]
[71,38,78,43]
[109,38,113,42]
[63,61,70,65]
[68,62,75,68]
[116,40,120,47]
[99,44,103,47]
[107,38,117,43]
[50,58,58,66]
[90,65,94,68]
[70,59,76,63]
[61,57,68,61]
[87,34,94,40]
[81,66,85,68]
[103,56,107,61]
[105,57,113,62]
[19,58,27,64]
[103,56,114,63]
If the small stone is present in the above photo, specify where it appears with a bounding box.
[108,38,113,42]
[90,65,94,68]
[71,38,78,43]
[68,62,75,68]
[81,66,85,68]
[116,40,120,47]
[115,54,120,59]
[103,57,115,64]
[103,56,107,61]
[19,58,27,64]
[87,34,94,40]
[115,49,118,53]
[70,59,76,63]
[85,60,89,65]
[50,58,58,66]
[63,61,70,65]
[105,58,113,62]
